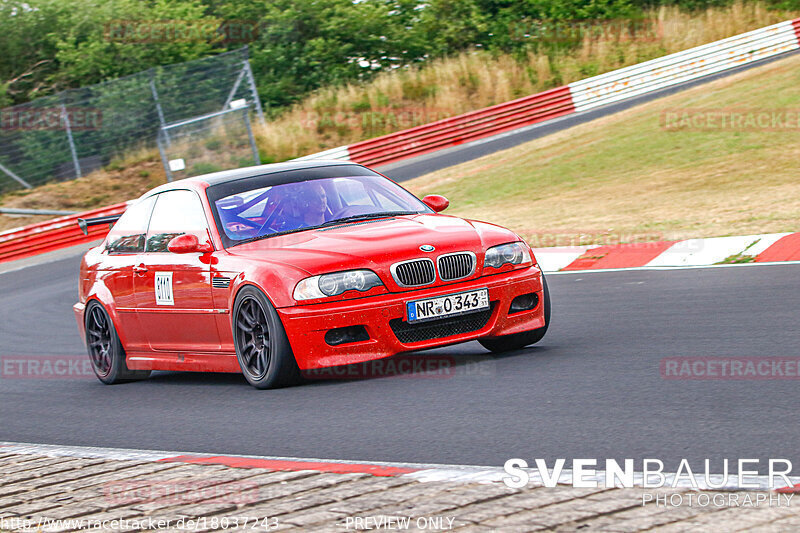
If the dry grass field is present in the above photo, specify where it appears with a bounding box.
[404,53,800,245]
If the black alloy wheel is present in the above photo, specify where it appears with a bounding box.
[235,296,272,380]
[232,286,301,389]
[86,304,113,378]
[84,301,150,384]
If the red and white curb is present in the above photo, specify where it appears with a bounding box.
[4,230,800,277]
[2,442,799,493]
[534,232,800,273]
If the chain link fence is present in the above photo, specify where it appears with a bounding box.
[0,47,265,194]
[158,104,260,182]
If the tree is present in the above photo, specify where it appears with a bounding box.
[214,0,428,109]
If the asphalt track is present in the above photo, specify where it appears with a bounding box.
[1,255,798,474]
[2,51,800,474]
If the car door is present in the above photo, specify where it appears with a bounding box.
[133,189,222,353]
[101,195,156,353]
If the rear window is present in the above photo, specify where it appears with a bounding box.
[105,196,156,254]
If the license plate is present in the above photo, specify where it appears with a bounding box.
[406,288,489,323]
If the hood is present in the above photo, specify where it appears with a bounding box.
[228,214,519,277]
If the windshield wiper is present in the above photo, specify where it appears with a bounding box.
[232,227,311,246]
[318,211,419,228]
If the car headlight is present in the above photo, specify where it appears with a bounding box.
[484,242,532,269]
[293,270,383,300]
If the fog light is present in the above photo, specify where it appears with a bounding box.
[325,325,369,346]
[509,293,539,314]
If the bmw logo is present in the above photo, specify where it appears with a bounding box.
[420,244,435,252]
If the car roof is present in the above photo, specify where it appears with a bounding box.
[144,160,362,196]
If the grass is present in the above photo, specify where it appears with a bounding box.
[717,253,757,264]
[0,156,165,232]
[716,239,760,263]
[403,52,800,245]
[254,2,800,162]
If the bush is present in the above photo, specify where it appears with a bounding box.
[204,138,223,151]
[190,162,222,176]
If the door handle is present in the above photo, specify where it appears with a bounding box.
[133,264,148,275]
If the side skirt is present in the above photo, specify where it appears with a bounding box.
[127,351,240,373]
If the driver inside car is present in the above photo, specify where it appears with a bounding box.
[277,181,331,231]
[300,181,331,227]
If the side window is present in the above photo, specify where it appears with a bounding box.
[105,196,156,254]
[146,190,209,252]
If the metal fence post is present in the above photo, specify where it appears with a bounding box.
[60,103,82,178]
[157,131,173,182]
[243,109,260,165]
[223,67,247,111]
[0,162,32,189]
[242,47,266,127]
[149,70,170,147]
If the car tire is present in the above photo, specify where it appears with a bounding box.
[232,286,301,389]
[479,272,551,353]
[85,301,151,384]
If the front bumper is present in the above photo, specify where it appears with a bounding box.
[278,266,545,369]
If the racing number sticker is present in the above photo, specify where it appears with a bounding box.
[155,272,174,305]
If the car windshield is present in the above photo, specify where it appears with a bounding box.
[207,170,430,247]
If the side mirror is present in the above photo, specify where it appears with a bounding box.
[422,195,449,213]
[168,234,213,254]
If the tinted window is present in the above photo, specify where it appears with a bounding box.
[339,179,406,210]
[210,175,429,247]
[146,190,209,252]
[105,196,156,254]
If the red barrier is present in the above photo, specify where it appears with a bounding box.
[348,86,575,167]
[0,203,128,263]
[793,18,800,41]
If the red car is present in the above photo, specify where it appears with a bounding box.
[74,161,550,388]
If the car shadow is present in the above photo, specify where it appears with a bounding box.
[145,371,250,386]
[299,343,554,388]
[131,343,554,388]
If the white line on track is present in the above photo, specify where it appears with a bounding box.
[1,441,797,491]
